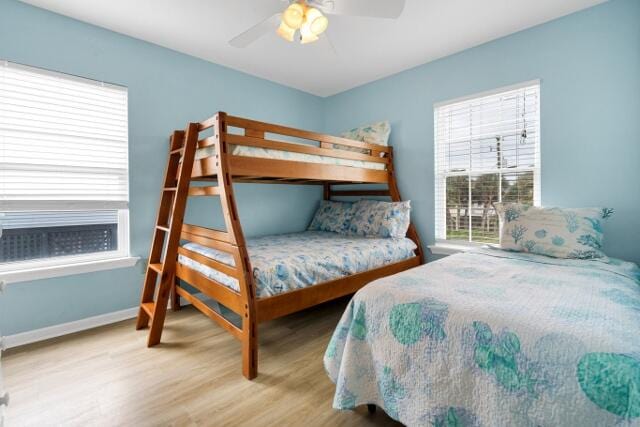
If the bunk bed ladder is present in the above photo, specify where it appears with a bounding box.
[135,123,199,346]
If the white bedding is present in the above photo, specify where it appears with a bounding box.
[195,143,386,170]
[179,231,417,298]
[324,248,640,426]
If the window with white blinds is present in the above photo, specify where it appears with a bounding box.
[434,81,540,244]
[0,61,130,268]
[0,61,128,210]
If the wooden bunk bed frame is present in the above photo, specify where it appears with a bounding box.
[135,112,423,379]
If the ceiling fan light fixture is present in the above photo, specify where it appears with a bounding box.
[276,21,296,42]
[282,3,305,29]
[231,0,406,49]
[275,1,331,45]
[306,7,328,35]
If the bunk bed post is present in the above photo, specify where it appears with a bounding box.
[170,273,180,311]
[213,112,259,379]
[387,147,424,264]
[323,183,331,200]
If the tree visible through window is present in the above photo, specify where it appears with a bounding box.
[434,82,540,244]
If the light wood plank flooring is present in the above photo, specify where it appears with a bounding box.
[3,299,401,427]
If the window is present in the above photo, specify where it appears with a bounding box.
[434,81,540,245]
[0,61,132,277]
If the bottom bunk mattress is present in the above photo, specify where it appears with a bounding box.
[178,231,417,299]
[324,248,640,427]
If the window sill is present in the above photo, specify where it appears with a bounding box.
[0,256,140,284]
[428,241,487,256]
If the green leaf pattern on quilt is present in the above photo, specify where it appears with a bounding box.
[577,353,640,418]
[472,321,538,394]
[351,302,367,340]
[389,299,448,345]
[432,407,479,427]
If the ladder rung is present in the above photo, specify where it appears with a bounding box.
[141,302,155,318]
[156,225,170,232]
[163,187,177,191]
[170,148,183,155]
[148,263,163,273]
[188,186,220,196]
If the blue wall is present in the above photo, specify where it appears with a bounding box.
[2,0,639,336]
[0,0,324,335]
[323,0,640,265]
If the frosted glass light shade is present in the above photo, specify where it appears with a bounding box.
[306,7,328,35]
[299,20,319,44]
[283,3,305,29]
[277,21,296,42]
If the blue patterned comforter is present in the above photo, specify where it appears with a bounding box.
[324,248,640,426]
[178,231,417,298]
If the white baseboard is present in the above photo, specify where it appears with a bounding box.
[4,297,195,349]
[4,307,139,349]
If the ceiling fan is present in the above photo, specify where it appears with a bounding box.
[229,0,406,48]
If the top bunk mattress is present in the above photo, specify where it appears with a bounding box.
[178,231,417,298]
[195,144,386,171]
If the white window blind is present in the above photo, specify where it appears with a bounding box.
[434,81,540,244]
[0,60,129,212]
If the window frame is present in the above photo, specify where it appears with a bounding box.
[433,80,541,248]
[0,61,137,282]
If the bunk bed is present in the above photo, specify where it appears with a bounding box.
[135,112,423,379]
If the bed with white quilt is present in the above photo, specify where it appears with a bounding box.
[324,247,640,426]
[179,231,417,298]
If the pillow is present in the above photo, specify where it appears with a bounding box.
[308,200,355,233]
[348,199,411,238]
[335,121,391,155]
[495,203,614,259]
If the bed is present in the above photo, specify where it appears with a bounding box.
[178,231,417,298]
[137,112,424,379]
[324,248,640,426]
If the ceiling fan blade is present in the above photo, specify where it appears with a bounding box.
[229,14,281,48]
[322,0,406,19]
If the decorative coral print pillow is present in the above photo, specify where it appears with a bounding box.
[348,199,411,238]
[495,203,614,259]
[308,200,355,233]
[336,121,391,155]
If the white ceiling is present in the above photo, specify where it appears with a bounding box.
[20,0,606,97]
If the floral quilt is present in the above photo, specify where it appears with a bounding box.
[324,248,640,426]
[179,231,417,298]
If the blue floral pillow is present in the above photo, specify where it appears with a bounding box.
[348,200,411,238]
[495,203,614,259]
[308,200,355,233]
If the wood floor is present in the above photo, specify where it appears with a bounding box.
[3,299,401,427]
